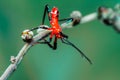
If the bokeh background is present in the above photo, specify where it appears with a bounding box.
[0,0,120,80]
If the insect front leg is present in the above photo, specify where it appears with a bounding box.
[59,17,80,26]
[42,4,51,24]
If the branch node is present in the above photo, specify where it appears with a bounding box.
[10,56,16,64]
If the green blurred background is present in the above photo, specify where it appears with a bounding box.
[0,0,120,80]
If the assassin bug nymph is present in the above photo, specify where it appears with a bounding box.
[29,4,92,64]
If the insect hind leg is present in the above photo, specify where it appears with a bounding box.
[41,37,57,50]
[61,37,92,64]
[60,32,68,39]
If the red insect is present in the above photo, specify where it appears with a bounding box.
[31,4,92,64]
[48,7,62,39]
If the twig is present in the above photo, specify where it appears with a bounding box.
[61,12,97,28]
[0,11,97,80]
[0,43,31,80]
[0,28,51,80]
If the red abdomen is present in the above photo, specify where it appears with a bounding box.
[48,19,62,38]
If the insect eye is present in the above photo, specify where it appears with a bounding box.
[57,11,59,14]
[56,11,59,17]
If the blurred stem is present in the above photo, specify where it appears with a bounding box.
[81,12,97,24]
[61,12,97,28]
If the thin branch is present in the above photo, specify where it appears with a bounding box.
[0,11,97,80]
[61,12,97,28]
[0,43,31,80]
[0,29,51,80]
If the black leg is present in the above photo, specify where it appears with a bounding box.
[59,17,80,26]
[59,18,81,26]
[61,38,92,64]
[48,36,57,50]
[52,36,57,50]
[40,36,57,50]
[30,27,39,31]
[42,4,51,25]
[38,39,49,44]
[60,32,68,39]
[31,4,51,31]
[38,39,52,46]
[41,39,54,48]
[59,18,73,22]
[30,26,49,31]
